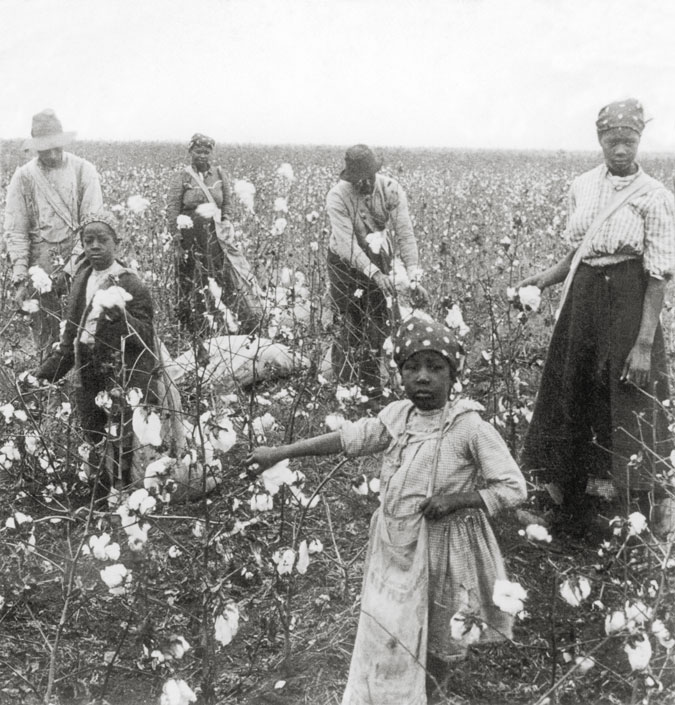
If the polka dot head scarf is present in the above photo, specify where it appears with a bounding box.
[596,98,646,135]
[393,315,464,375]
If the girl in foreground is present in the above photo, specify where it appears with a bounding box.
[247,316,526,704]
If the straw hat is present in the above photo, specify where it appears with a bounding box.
[22,109,76,151]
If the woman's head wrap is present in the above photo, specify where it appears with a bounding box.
[188,133,215,151]
[79,210,121,241]
[596,99,646,135]
[393,315,464,375]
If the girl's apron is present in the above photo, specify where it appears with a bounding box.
[341,406,448,705]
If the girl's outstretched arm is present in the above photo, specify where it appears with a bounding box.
[246,432,343,472]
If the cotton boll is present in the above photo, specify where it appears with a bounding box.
[559,576,591,607]
[126,195,150,214]
[625,633,652,671]
[234,179,256,213]
[272,548,295,576]
[160,678,197,705]
[214,603,240,646]
[519,524,552,543]
[518,285,541,312]
[132,407,163,446]
[296,540,310,574]
[28,265,52,293]
[176,215,193,230]
[261,459,295,495]
[493,579,528,616]
[195,202,219,219]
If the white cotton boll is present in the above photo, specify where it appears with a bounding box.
[144,456,175,495]
[336,385,363,403]
[252,412,277,438]
[518,285,541,312]
[368,477,381,494]
[276,163,295,182]
[520,524,552,543]
[132,407,163,447]
[165,635,191,660]
[625,633,653,671]
[249,493,274,512]
[89,533,120,561]
[308,539,323,554]
[126,195,150,214]
[325,414,346,431]
[210,415,237,453]
[365,231,388,255]
[21,298,40,313]
[25,433,40,455]
[195,202,219,219]
[296,540,310,574]
[559,576,591,607]
[273,548,296,576]
[176,214,193,230]
[574,656,595,674]
[605,610,627,635]
[28,265,52,293]
[493,579,528,616]
[627,512,648,536]
[94,391,112,412]
[306,211,319,223]
[0,404,14,423]
[261,459,295,495]
[352,475,369,496]
[449,613,483,645]
[288,485,320,509]
[272,217,287,236]
[168,545,182,559]
[625,601,652,630]
[5,511,33,530]
[160,678,197,705]
[91,285,133,312]
[274,197,288,213]
[100,563,130,595]
[444,304,470,337]
[506,286,517,302]
[126,488,157,515]
[234,179,256,213]
[125,387,143,408]
[214,603,240,646]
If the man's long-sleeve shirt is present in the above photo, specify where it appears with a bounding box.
[3,152,103,280]
[326,174,419,279]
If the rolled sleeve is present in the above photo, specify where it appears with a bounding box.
[642,188,675,280]
[470,421,527,515]
[3,168,31,279]
[339,417,391,457]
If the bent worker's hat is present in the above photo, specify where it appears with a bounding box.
[22,109,76,151]
[340,144,383,183]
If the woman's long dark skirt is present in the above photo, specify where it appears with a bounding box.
[521,260,670,511]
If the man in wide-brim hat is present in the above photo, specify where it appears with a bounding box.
[3,109,103,355]
[325,144,427,408]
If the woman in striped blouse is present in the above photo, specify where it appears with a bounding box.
[518,99,675,536]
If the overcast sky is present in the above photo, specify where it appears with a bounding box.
[1,0,674,151]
